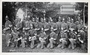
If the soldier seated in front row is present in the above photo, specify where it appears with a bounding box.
[47,27,58,49]
[37,28,48,49]
[68,28,77,49]
[28,24,37,49]
[58,28,69,49]
[76,28,86,49]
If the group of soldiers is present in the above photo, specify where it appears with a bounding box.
[3,15,88,49]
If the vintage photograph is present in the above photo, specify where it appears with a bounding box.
[2,2,88,52]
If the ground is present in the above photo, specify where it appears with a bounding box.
[2,35,87,53]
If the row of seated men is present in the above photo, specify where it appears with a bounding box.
[3,16,87,49]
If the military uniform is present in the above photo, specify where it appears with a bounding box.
[4,19,12,34]
[56,21,62,30]
[78,30,86,43]
[70,19,76,30]
[53,23,58,32]
[5,34,12,47]
[21,37,26,48]
[34,17,40,30]
[39,22,44,29]
[4,16,13,47]
[67,21,71,29]
[76,24,84,31]
[56,16,62,30]
[61,18,68,30]
[69,30,77,49]
[14,18,23,33]
[23,20,30,36]
[37,28,48,49]
[47,28,57,48]
[59,29,69,48]
[33,21,40,35]
[34,22,40,30]
[11,28,19,47]
[29,28,37,48]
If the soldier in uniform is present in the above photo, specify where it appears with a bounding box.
[29,24,37,48]
[28,17,33,28]
[21,18,30,48]
[39,18,44,29]
[77,28,86,49]
[14,18,23,34]
[21,36,27,48]
[34,17,40,34]
[43,18,50,34]
[17,34,22,47]
[47,27,58,49]
[61,18,68,30]
[32,17,36,28]
[76,22,83,32]
[44,17,52,34]
[3,16,12,47]
[75,17,83,31]
[23,17,30,30]
[56,16,62,31]
[11,27,19,47]
[37,28,48,49]
[68,29,77,49]
[48,17,54,28]
[58,28,69,49]
[67,17,71,29]
[69,19,76,30]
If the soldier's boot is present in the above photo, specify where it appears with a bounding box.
[71,43,75,49]
[50,43,54,49]
[50,40,54,49]
[31,40,34,49]
[61,42,65,49]
[57,44,62,48]
[47,43,50,48]
[41,42,44,49]
[68,44,71,49]
[16,44,18,48]
[7,40,10,47]
[37,43,41,48]
[15,41,18,48]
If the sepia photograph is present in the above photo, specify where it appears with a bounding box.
[2,2,88,53]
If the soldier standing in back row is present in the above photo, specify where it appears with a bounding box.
[22,17,30,47]
[48,17,54,28]
[61,18,68,30]
[3,16,12,47]
[39,18,45,29]
[56,16,62,31]
[43,18,50,34]
[34,17,40,34]
[67,17,71,29]
[69,18,76,30]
